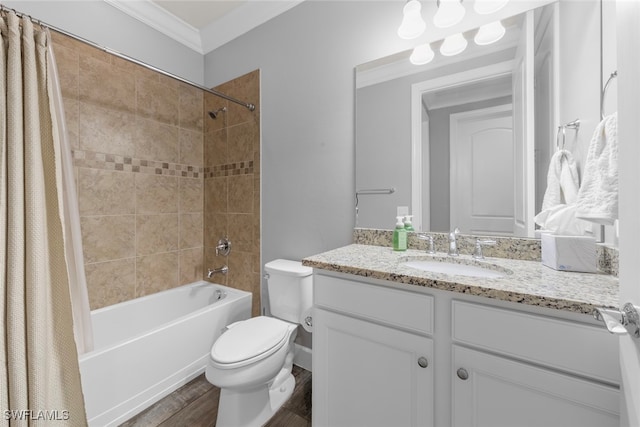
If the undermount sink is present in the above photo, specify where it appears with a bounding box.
[402,259,510,278]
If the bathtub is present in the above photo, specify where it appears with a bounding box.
[78,281,252,427]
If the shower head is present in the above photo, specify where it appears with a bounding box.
[208,107,227,119]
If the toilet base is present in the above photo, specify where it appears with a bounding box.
[215,373,295,427]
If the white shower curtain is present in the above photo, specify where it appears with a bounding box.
[0,11,88,424]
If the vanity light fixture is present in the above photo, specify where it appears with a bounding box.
[410,43,435,65]
[474,21,506,45]
[398,0,426,40]
[433,0,466,29]
[473,0,509,15]
[440,32,468,56]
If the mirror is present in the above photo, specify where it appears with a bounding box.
[355,0,605,238]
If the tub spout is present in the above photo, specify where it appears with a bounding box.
[208,265,229,278]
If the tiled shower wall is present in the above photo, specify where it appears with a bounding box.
[52,32,260,311]
[203,71,262,317]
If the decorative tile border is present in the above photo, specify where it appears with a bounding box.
[204,160,254,178]
[73,149,203,178]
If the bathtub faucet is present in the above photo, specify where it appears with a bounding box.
[208,265,229,278]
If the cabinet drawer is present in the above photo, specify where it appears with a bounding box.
[314,274,434,335]
[452,300,620,384]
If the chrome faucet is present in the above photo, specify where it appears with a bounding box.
[472,239,497,259]
[417,233,436,254]
[448,228,460,256]
[207,265,229,278]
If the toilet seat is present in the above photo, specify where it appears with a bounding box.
[211,317,292,369]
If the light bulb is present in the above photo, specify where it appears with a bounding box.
[398,0,426,40]
[440,33,468,56]
[474,21,505,45]
[473,0,508,15]
[410,44,435,65]
[433,0,466,29]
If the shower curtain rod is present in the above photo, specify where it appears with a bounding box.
[0,5,256,112]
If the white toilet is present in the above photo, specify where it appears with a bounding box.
[205,259,313,427]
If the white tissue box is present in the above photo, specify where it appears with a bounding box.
[541,234,597,273]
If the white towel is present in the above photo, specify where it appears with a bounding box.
[576,113,618,225]
[540,149,580,211]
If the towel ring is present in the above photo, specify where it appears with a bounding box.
[601,71,617,119]
[556,119,580,151]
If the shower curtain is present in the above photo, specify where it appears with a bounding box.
[0,11,88,425]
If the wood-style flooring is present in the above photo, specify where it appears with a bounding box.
[120,366,312,427]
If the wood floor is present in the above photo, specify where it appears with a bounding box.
[120,366,312,427]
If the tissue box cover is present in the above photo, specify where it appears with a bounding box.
[541,234,597,273]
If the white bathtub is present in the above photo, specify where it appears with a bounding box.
[78,281,252,427]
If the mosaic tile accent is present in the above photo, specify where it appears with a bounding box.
[73,149,203,178]
[204,161,254,178]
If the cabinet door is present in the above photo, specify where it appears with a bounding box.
[452,346,619,427]
[313,308,434,427]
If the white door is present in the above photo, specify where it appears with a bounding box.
[512,10,536,237]
[616,1,640,425]
[450,105,514,235]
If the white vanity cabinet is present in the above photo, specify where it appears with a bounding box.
[312,271,621,427]
[451,301,620,427]
[312,274,435,427]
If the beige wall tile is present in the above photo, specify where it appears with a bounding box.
[81,215,135,263]
[53,43,78,99]
[136,252,180,297]
[79,102,137,155]
[85,259,136,310]
[135,117,180,163]
[137,214,179,256]
[79,55,136,113]
[78,168,135,216]
[205,128,227,167]
[180,177,203,213]
[136,174,179,214]
[180,248,204,284]
[180,213,203,249]
[204,212,227,248]
[204,94,228,134]
[228,174,254,213]
[228,214,253,252]
[137,77,179,126]
[205,177,227,213]
[179,128,203,167]
[179,84,204,132]
[227,122,255,164]
[63,97,80,150]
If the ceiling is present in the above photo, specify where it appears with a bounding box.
[104,0,304,54]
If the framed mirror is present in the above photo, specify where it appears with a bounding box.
[355,0,606,239]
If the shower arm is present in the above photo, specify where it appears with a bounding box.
[0,5,256,112]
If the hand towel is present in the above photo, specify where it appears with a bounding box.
[534,204,593,236]
[576,113,618,225]
[540,149,580,211]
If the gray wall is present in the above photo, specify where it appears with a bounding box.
[204,1,421,267]
[3,1,204,84]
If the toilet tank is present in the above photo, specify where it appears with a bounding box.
[264,259,313,324]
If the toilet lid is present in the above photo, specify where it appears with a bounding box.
[211,317,290,366]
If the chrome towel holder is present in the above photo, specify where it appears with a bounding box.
[601,70,617,119]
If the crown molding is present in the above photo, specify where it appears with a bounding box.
[104,0,304,55]
[104,0,203,53]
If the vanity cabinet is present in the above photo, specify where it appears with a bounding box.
[313,275,435,427]
[452,301,620,427]
[312,271,620,427]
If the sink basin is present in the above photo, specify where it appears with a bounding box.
[402,259,508,278]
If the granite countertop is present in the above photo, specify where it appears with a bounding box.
[302,244,619,315]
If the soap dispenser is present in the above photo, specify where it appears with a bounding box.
[393,216,408,251]
[404,215,415,231]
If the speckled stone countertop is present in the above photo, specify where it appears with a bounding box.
[302,244,619,315]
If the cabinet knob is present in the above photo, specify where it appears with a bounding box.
[417,357,429,368]
[456,367,469,380]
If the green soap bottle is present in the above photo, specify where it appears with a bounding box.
[393,216,408,251]
[404,215,415,231]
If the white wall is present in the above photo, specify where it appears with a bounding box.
[204,1,422,267]
[3,1,204,84]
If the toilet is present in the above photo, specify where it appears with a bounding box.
[205,259,313,427]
